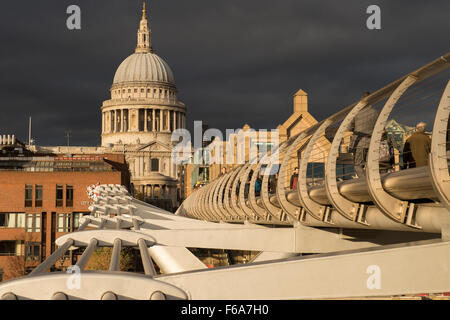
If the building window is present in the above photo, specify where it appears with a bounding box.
[151,158,159,172]
[25,185,33,207]
[26,214,41,233]
[25,242,41,261]
[0,241,15,256]
[56,185,63,207]
[0,213,8,227]
[35,185,43,207]
[0,241,18,256]
[66,185,73,207]
[73,212,89,229]
[0,213,25,228]
[73,213,82,229]
[57,213,71,232]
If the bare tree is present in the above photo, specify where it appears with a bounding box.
[3,232,38,281]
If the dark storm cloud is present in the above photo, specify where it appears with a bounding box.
[0,0,448,146]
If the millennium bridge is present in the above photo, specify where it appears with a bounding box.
[0,53,449,300]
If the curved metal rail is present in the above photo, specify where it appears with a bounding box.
[180,53,450,231]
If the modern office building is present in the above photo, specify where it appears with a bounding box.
[0,137,126,281]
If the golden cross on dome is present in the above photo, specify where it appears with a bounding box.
[142,2,147,19]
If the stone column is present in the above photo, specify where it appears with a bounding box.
[160,110,163,132]
[112,110,116,132]
[172,111,176,131]
[167,111,170,131]
[120,109,124,132]
[111,111,115,132]
[152,109,155,132]
[139,155,144,177]
[117,110,120,132]
[144,109,148,132]
[114,110,117,132]
[144,157,149,174]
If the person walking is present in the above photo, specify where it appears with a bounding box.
[349,92,378,178]
[379,129,395,173]
[255,175,262,196]
[290,167,299,190]
[269,173,278,194]
[402,122,431,169]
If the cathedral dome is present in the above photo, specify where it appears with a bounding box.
[113,52,175,86]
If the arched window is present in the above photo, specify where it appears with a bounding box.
[151,158,159,172]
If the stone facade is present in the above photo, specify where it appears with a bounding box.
[183,89,321,197]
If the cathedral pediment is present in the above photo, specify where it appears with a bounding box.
[136,141,172,152]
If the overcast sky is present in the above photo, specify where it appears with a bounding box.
[0,0,448,146]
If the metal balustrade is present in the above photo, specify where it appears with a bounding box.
[179,53,450,233]
[1,54,449,300]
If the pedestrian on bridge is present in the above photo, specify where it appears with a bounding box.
[349,92,378,178]
[290,167,299,190]
[402,122,431,169]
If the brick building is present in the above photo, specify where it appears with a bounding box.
[0,137,128,281]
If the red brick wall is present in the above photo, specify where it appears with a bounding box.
[0,171,121,212]
[0,171,122,281]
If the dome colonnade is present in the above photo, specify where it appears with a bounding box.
[101,2,186,147]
